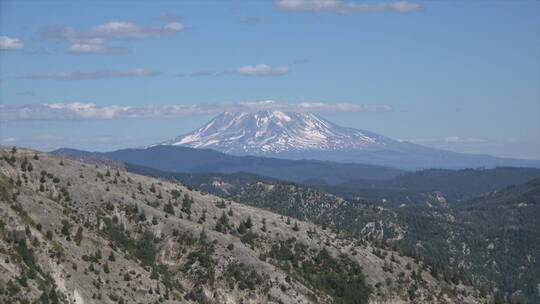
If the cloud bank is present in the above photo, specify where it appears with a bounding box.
[1,101,393,121]
[0,36,24,50]
[42,21,185,54]
[236,64,290,76]
[178,64,291,78]
[275,0,421,14]
[18,68,159,81]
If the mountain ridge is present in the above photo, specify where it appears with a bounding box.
[52,145,404,184]
[153,111,540,169]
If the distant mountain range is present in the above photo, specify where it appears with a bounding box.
[310,166,540,203]
[153,110,540,169]
[53,145,403,185]
[54,146,540,206]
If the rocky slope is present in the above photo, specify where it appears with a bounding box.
[0,147,488,303]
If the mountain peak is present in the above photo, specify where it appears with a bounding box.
[156,110,395,155]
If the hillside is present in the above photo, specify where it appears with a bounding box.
[232,181,540,303]
[0,147,488,304]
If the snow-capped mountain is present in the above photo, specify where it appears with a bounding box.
[156,110,400,154]
[154,110,540,169]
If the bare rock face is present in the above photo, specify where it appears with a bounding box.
[0,147,489,303]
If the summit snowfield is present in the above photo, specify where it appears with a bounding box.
[158,111,397,154]
[154,111,540,169]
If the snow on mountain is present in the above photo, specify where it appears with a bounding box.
[151,110,540,169]
[156,110,401,155]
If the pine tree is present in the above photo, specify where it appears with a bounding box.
[75,227,83,246]
[108,251,116,262]
[245,216,253,229]
[163,202,175,215]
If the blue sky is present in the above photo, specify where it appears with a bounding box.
[0,0,539,159]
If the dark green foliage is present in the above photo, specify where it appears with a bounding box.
[6,280,20,296]
[224,263,263,290]
[215,212,231,233]
[163,202,174,215]
[237,221,246,234]
[268,239,371,304]
[170,189,181,199]
[15,239,37,270]
[183,243,216,284]
[61,220,71,238]
[244,216,253,228]
[103,262,110,274]
[136,231,158,266]
[181,194,193,215]
[240,230,258,247]
[102,217,157,266]
[108,251,116,262]
[74,226,83,245]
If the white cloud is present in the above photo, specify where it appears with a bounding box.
[42,21,185,54]
[117,68,160,77]
[236,64,290,76]
[0,100,393,121]
[6,135,139,148]
[275,0,421,14]
[0,36,24,50]
[179,64,291,77]
[18,68,159,80]
[68,43,128,54]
